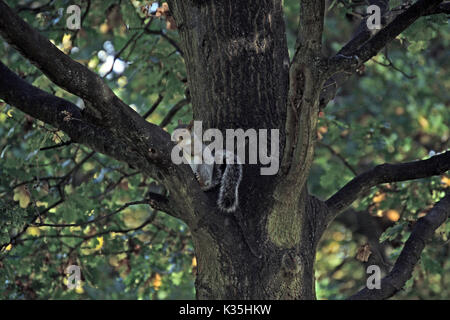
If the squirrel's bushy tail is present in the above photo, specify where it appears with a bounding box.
[217,161,242,213]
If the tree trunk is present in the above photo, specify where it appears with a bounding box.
[167,0,327,299]
[190,190,329,299]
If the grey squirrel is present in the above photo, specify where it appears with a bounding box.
[174,120,243,213]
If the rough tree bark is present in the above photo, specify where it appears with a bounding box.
[0,0,449,300]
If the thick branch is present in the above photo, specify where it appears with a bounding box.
[320,0,444,109]
[349,193,450,300]
[0,1,113,112]
[326,151,450,218]
[329,0,444,74]
[0,0,213,226]
[280,0,325,188]
[0,0,172,166]
[0,61,182,220]
[424,1,450,15]
[0,62,153,178]
[295,0,325,57]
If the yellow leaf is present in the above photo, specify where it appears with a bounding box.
[386,209,400,222]
[88,57,99,69]
[191,257,197,268]
[418,211,427,218]
[110,232,120,239]
[52,132,64,143]
[373,193,386,204]
[109,256,120,267]
[94,236,104,251]
[75,282,84,294]
[36,201,48,207]
[418,116,429,130]
[332,231,345,242]
[152,273,162,290]
[7,109,13,118]
[62,33,72,53]
[99,23,109,34]
[69,226,82,233]
[27,227,41,237]
[62,33,71,42]
[20,195,30,208]
[442,176,450,188]
[333,270,345,280]
[82,162,95,171]
[147,113,162,124]
[14,186,31,208]
[5,244,12,251]
[325,242,340,254]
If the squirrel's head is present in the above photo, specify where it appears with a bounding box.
[174,120,194,143]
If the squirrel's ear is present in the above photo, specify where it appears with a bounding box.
[187,120,194,130]
[178,119,183,125]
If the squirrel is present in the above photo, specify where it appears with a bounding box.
[173,120,243,213]
[173,121,263,258]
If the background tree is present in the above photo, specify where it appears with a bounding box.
[0,0,449,299]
